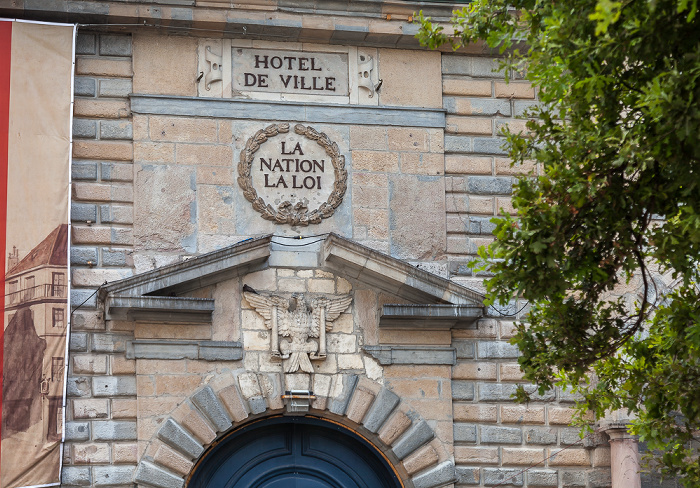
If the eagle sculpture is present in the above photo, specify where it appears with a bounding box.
[243,287,352,373]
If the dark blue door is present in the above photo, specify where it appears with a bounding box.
[187,416,403,488]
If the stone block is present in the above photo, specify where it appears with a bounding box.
[99,34,132,56]
[100,120,133,140]
[527,469,558,487]
[500,363,526,381]
[378,410,412,445]
[501,405,545,424]
[100,204,133,224]
[65,421,90,441]
[562,471,587,487]
[135,461,184,488]
[483,468,524,486]
[502,447,545,465]
[402,443,438,475]
[411,461,457,488]
[112,398,137,419]
[99,79,133,98]
[134,164,195,252]
[378,49,442,108]
[73,118,97,139]
[73,398,109,419]
[481,425,523,444]
[352,150,399,172]
[149,116,218,143]
[451,381,475,401]
[73,354,108,374]
[92,375,137,396]
[446,115,493,136]
[453,363,497,381]
[101,162,133,181]
[453,340,475,359]
[62,466,91,486]
[349,126,387,150]
[158,418,205,460]
[345,388,374,423]
[192,386,232,433]
[588,469,612,488]
[453,423,477,443]
[71,247,98,267]
[467,176,513,196]
[392,420,434,460]
[495,81,536,99]
[444,135,472,153]
[92,420,137,441]
[442,78,492,97]
[453,404,498,422]
[73,442,110,464]
[526,427,558,445]
[101,249,128,266]
[73,140,132,161]
[455,466,480,485]
[76,57,132,78]
[444,97,511,117]
[455,446,499,465]
[218,385,249,423]
[92,334,128,353]
[76,33,96,55]
[514,100,541,117]
[72,161,98,181]
[70,333,88,352]
[362,387,399,433]
[328,374,358,416]
[548,448,591,466]
[133,34,197,96]
[154,444,194,476]
[113,443,138,463]
[75,76,97,97]
[389,174,445,260]
[74,99,130,119]
[248,396,267,414]
[67,376,91,397]
[93,466,136,486]
[473,137,509,155]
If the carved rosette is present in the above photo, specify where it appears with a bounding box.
[237,123,348,226]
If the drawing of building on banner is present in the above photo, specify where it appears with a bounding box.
[3,224,68,444]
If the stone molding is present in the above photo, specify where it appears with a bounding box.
[363,345,457,366]
[125,340,243,361]
[135,373,457,488]
[322,233,485,305]
[130,94,447,128]
[380,304,482,329]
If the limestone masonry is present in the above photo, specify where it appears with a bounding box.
[0,1,633,487]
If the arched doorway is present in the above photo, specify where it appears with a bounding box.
[187,416,404,488]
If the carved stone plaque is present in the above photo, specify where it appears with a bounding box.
[232,48,349,96]
[238,124,347,226]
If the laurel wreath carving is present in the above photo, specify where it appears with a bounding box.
[237,123,348,226]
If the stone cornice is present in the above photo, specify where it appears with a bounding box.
[322,233,485,305]
[0,1,492,51]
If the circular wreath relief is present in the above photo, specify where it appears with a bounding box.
[237,123,348,226]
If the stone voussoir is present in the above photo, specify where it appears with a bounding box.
[192,385,233,433]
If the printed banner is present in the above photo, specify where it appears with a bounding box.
[0,20,74,488]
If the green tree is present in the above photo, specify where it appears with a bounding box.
[418,0,700,483]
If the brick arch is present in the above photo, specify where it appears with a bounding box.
[134,372,456,488]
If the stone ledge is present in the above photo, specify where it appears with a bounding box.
[131,94,446,128]
[364,345,456,365]
[380,304,482,329]
[105,295,215,323]
[99,234,271,298]
[126,340,243,361]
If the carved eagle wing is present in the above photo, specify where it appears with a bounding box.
[243,291,288,330]
[311,295,352,334]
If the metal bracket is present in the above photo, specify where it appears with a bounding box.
[204,46,223,91]
[358,53,375,98]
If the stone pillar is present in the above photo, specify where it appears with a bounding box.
[601,411,642,488]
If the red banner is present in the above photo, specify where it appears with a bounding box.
[0,20,74,488]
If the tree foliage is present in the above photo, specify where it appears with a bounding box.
[419,0,700,483]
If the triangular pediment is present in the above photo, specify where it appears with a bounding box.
[99,233,484,326]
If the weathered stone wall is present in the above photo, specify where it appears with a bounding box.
[64,31,138,486]
[56,17,619,488]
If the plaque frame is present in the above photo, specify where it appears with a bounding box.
[237,123,348,226]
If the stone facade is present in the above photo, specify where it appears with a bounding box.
[1,1,621,487]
